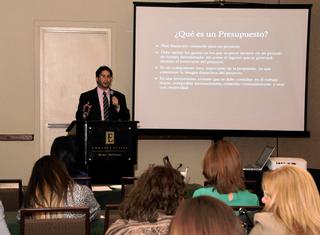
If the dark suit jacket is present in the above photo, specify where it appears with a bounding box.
[75,88,130,121]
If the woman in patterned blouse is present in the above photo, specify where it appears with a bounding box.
[23,155,100,221]
[106,165,185,235]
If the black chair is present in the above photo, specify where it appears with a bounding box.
[120,177,138,201]
[232,205,263,234]
[20,207,90,235]
[104,203,120,233]
[0,179,23,211]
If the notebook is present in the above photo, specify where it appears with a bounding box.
[243,146,275,171]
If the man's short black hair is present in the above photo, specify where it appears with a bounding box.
[96,65,113,78]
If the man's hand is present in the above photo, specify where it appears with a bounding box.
[82,102,92,119]
[112,96,120,111]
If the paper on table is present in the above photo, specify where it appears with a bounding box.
[109,185,122,189]
[92,185,113,191]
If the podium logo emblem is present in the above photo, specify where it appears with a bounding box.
[106,131,115,144]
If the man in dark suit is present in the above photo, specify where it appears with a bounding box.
[76,66,130,121]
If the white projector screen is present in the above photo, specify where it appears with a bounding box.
[133,3,311,137]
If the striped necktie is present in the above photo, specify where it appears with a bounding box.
[103,91,110,120]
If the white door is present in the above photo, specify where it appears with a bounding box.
[40,27,111,155]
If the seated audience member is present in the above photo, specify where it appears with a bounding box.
[250,165,320,235]
[0,201,10,235]
[193,140,259,206]
[22,155,100,221]
[168,196,243,235]
[105,165,185,235]
[50,135,87,178]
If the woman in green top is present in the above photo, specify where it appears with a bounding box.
[193,140,259,206]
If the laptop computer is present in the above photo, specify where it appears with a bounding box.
[243,146,275,171]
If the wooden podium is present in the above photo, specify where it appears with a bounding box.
[73,121,138,184]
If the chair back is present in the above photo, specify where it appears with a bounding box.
[0,179,22,211]
[20,207,90,235]
[232,205,263,235]
[121,177,138,201]
[104,204,120,233]
[163,156,173,168]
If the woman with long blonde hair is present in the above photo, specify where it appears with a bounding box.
[250,165,320,235]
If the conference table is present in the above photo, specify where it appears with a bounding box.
[5,184,202,235]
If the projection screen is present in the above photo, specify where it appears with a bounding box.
[133,2,311,138]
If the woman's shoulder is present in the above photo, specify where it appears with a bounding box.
[254,212,276,221]
[250,212,287,235]
[106,215,173,235]
[66,183,100,217]
[233,190,259,205]
[193,186,215,197]
[71,183,91,193]
[239,189,258,197]
[67,183,94,201]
